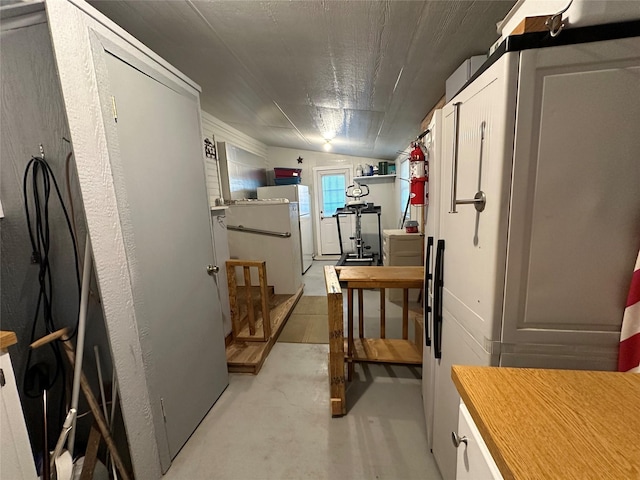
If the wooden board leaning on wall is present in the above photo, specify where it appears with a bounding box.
[420,95,446,133]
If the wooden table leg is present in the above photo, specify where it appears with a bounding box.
[380,288,386,339]
[358,288,364,339]
[347,287,354,381]
[402,288,409,340]
[243,266,255,335]
[324,265,346,416]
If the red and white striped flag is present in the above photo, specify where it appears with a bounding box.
[619,249,640,373]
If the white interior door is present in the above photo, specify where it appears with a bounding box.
[101,49,228,460]
[313,167,353,256]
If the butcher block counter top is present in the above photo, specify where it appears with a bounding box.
[452,365,640,480]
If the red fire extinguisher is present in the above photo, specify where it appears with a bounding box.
[409,142,428,205]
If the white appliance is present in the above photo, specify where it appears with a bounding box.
[226,200,303,295]
[257,184,313,273]
[424,35,640,480]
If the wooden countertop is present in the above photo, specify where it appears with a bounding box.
[452,366,640,480]
[336,266,423,288]
[0,331,18,349]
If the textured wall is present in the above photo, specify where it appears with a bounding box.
[0,18,112,456]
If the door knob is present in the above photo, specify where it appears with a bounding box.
[207,265,219,275]
[451,431,468,448]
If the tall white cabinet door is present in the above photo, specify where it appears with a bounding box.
[439,54,519,347]
[46,0,228,475]
[503,37,640,357]
[422,110,442,451]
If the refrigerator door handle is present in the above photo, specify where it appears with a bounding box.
[424,236,434,347]
[433,239,445,359]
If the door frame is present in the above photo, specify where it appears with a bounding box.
[312,165,353,258]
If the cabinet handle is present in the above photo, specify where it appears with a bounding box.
[449,103,487,214]
[424,236,434,347]
[452,431,468,448]
[433,239,444,359]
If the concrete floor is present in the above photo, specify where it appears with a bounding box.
[163,260,441,480]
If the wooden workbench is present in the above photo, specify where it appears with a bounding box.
[452,365,640,480]
[324,265,424,416]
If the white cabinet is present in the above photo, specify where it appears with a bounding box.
[454,403,503,480]
[439,52,519,347]
[382,229,423,302]
[502,37,640,351]
[0,349,38,480]
[430,34,640,480]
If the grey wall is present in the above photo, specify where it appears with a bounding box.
[201,110,269,206]
[0,19,114,458]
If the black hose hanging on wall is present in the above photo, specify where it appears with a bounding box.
[22,153,81,450]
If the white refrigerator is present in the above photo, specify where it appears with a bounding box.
[226,200,303,295]
[257,184,313,273]
[424,36,640,480]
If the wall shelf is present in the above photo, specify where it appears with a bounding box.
[354,174,396,182]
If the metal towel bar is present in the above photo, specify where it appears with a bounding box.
[227,224,291,238]
[449,102,487,214]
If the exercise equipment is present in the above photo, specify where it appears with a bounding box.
[334,184,382,266]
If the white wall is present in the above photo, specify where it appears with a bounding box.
[267,146,400,255]
[199,115,414,252]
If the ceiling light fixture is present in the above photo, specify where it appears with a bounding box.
[323,139,332,151]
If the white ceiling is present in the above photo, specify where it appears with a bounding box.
[89,1,516,160]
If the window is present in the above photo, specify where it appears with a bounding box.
[321,174,346,216]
